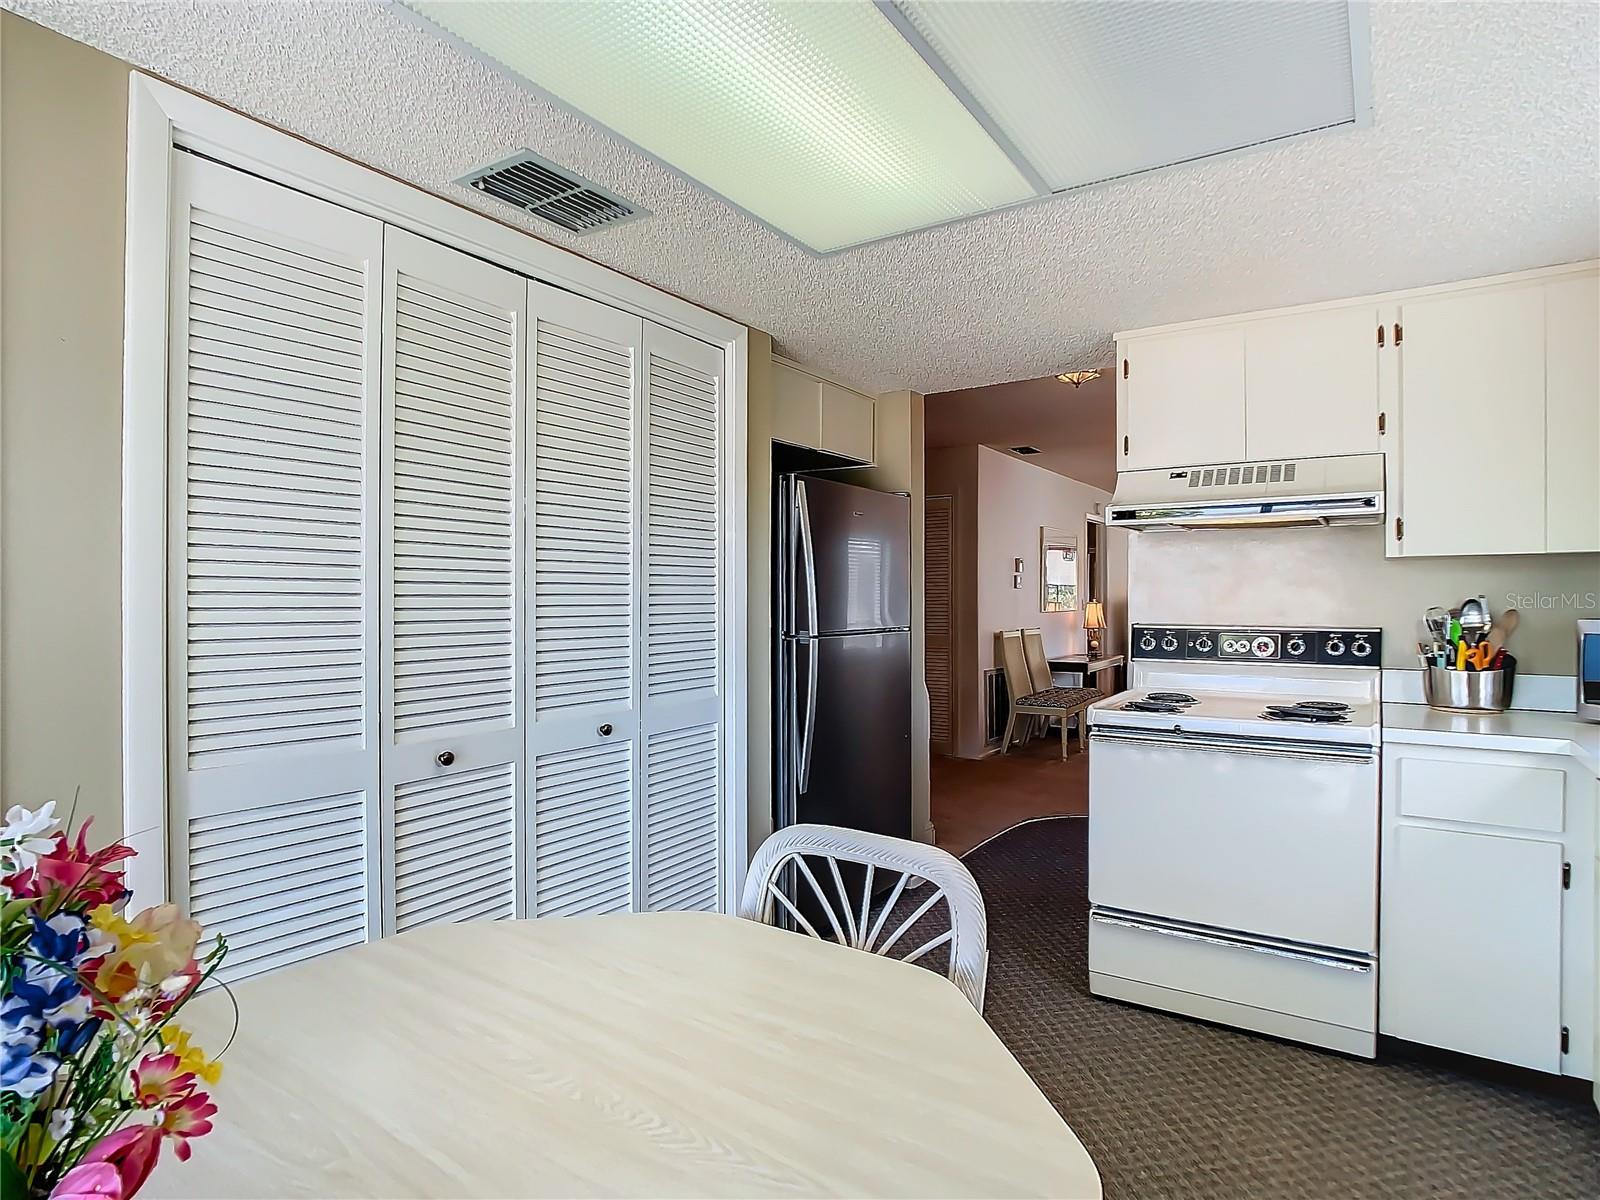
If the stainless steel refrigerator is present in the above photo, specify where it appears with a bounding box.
[776,475,912,839]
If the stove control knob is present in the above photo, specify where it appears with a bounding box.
[1193,634,1214,654]
[1285,635,1307,657]
[1160,633,1179,653]
[1139,631,1157,652]
[1351,636,1372,658]
[1325,636,1347,658]
[1251,635,1277,658]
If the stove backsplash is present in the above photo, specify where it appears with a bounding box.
[1126,525,1599,675]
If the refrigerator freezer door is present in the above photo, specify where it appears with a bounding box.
[794,630,912,840]
[796,477,911,635]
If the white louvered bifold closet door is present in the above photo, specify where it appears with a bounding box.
[525,284,644,918]
[639,325,725,912]
[166,154,382,984]
[380,229,526,934]
[924,496,954,753]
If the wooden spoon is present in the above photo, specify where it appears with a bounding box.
[1495,607,1520,648]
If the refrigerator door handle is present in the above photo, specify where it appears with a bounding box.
[796,480,819,638]
[798,638,819,794]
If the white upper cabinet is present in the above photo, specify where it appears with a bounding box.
[1244,306,1381,461]
[1393,282,1548,557]
[1118,326,1245,471]
[772,360,875,463]
[1546,273,1600,553]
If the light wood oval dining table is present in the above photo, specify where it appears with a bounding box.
[147,911,1101,1199]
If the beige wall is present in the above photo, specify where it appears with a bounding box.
[1,15,130,834]
[840,391,931,842]
[1129,525,1600,676]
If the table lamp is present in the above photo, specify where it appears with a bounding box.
[1084,600,1106,656]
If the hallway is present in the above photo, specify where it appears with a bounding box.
[931,736,1089,856]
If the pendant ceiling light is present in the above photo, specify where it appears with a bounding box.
[1056,371,1102,388]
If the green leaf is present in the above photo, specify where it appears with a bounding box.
[1,1147,29,1200]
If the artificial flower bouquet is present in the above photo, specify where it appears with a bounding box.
[2,803,226,1200]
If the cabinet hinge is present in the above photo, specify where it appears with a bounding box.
[1122,435,1130,456]
[1395,517,1404,542]
[1377,324,1385,348]
[1377,411,1386,435]
[1562,861,1571,889]
[1561,1026,1570,1054]
[1394,322,1403,345]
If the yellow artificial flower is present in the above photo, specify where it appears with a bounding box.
[161,1024,223,1085]
[90,902,201,987]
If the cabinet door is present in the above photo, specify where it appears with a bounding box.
[820,382,874,463]
[1395,284,1546,556]
[166,153,383,985]
[1119,327,1245,470]
[526,283,643,917]
[1245,306,1380,460]
[1546,273,1600,553]
[380,228,525,934]
[640,325,726,911]
[1380,824,1563,1071]
[772,362,822,448]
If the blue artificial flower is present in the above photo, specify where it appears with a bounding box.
[0,1029,56,1098]
[10,957,81,1018]
[29,912,89,964]
[55,1016,101,1057]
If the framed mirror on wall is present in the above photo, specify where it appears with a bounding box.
[1039,527,1079,613]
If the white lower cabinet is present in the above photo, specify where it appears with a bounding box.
[1380,743,1594,1077]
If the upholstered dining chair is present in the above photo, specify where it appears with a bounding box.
[738,823,989,1011]
[997,630,1100,760]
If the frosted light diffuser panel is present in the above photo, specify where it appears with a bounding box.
[403,0,1035,253]
[896,0,1360,191]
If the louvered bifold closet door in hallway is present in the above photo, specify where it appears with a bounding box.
[525,284,644,918]
[380,230,526,934]
[639,327,725,912]
[167,155,382,983]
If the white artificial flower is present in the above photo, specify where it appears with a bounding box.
[0,801,60,875]
[48,1108,75,1141]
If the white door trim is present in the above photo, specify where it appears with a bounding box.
[122,73,748,913]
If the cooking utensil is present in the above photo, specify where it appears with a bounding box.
[1495,607,1520,646]
[1459,596,1491,646]
[1464,641,1495,671]
[1455,640,1468,671]
[1424,606,1450,645]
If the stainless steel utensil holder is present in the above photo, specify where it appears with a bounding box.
[1423,666,1508,713]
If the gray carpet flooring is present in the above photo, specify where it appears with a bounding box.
[962,816,1600,1200]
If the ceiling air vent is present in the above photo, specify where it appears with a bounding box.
[457,150,647,235]
[1009,446,1043,456]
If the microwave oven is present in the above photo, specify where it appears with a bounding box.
[1581,620,1600,722]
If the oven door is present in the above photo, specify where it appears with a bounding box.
[1088,727,1378,952]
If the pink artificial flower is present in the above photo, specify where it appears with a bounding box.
[31,819,135,908]
[48,1162,124,1200]
[160,1092,218,1161]
[131,1053,197,1109]
[81,1126,162,1199]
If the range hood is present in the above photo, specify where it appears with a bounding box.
[1106,453,1385,530]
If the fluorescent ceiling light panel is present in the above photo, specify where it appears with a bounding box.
[402,0,1036,253]
[894,0,1361,192]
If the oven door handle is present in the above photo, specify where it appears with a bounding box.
[1087,726,1376,764]
[1090,911,1374,973]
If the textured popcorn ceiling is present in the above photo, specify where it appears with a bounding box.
[8,0,1597,395]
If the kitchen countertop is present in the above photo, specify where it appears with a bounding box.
[1383,703,1600,777]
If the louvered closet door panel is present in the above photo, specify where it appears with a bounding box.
[526,284,643,917]
[166,154,382,982]
[380,228,526,934]
[640,325,725,912]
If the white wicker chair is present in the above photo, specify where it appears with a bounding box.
[738,824,989,1011]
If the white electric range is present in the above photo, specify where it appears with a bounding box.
[1086,624,1383,1057]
